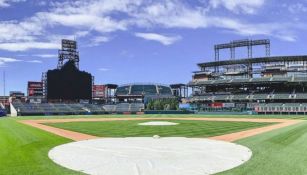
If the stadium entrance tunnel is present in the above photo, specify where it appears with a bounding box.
[49,137,252,175]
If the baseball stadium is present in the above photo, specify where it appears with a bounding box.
[1,38,307,175]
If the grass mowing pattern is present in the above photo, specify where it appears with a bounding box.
[45,120,273,137]
[218,121,307,175]
[0,118,82,175]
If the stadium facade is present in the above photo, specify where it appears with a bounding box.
[189,39,307,114]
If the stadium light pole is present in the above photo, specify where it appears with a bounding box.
[3,71,5,96]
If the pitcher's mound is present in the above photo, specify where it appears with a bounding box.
[138,121,179,126]
[49,137,252,175]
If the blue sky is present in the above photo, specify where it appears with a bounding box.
[1,0,307,94]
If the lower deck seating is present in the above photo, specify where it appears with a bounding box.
[295,93,307,99]
[12,103,106,116]
[213,95,230,101]
[231,94,248,100]
[103,103,144,113]
[273,94,290,99]
[256,103,307,113]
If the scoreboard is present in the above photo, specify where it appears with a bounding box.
[27,81,43,96]
[93,85,106,98]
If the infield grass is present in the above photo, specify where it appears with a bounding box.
[45,120,272,137]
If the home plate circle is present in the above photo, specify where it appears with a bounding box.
[49,138,252,175]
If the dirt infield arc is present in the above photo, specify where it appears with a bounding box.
[20,118,303,142]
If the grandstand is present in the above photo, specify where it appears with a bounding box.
[103,103,144,113]
[11,102,106,116]
[115,84,174,103]
[189,39,307,114]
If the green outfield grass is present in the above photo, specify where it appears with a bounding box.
[219,121,307,175]
[45,120,272,137]
[0,117,82,175]
[1,115,307,175]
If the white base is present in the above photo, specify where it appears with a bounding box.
[49,138,252,175]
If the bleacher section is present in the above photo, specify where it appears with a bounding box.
[251,77,271,82]
[295,93,307,99]
[115,103,130,112]
[103,103,144,113]
[12,102,145,116]
[273,94,291,99]
[271,77,292,81]
[256,103,307,114]
[251,94,269,100]
[231,94,248,100]
[294,77,307,82]
[103,105,116,112]
[213,95,230,101]
[12,103,106,116]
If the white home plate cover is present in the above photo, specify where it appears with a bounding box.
[49,138,252,175]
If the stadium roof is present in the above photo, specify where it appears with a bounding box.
[198,55,307,67]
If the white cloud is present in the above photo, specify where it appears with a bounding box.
[32,54,57,58]
[0,57,44,67]
[0,57,21,66]
[39,13,127,33]
[135,33,181,45]
[0,0,303,52]
[287,3,307,14]
[209,0,265,14]
[0,42,59,51]
[0,0,25,7]
[26,60,42,63]
[89,36,110,46]
[98,68,109,71]
[132,1,209,29]
[208,17,298,42]
[119,50,135,58]
[0,21,40,42]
